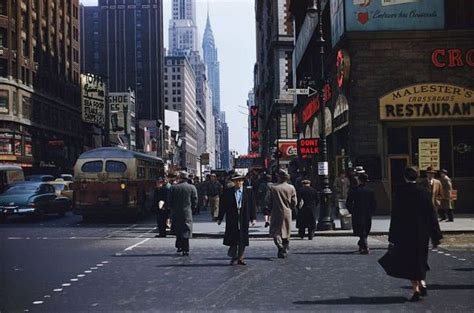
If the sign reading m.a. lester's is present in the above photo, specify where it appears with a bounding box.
[379,84,474,120]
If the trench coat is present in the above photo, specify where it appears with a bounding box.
[419,178,443,210]
[218,183,256,247]
[267,182,297,239]
[346,183,377,237]
[439,176,453,210]
[169,182,198,239]
[296,186,319,230]
[384,183,443,280]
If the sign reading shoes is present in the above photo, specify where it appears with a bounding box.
[379,84,474,120]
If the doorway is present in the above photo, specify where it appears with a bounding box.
[388,156,409,211]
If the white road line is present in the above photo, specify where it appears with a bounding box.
[53,289,62,292]
[44,295,51,298]
[70,278,79,282]
[32,301,43,305]
[77,274,85,277]
[62,283,71,287]
[96,264,104,267]
[459,258,466,261]
[101,261,109,264]
[123,238,150,251]
[445,253,451,256]
[84,270,92,273]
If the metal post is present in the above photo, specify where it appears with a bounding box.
[315,0,335,231]
[123,104,129,150]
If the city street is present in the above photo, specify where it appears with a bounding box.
[1,213,473,312]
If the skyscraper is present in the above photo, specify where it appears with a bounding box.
[202,12,221,114]
[81,0,165,157]
[169,0,198,56]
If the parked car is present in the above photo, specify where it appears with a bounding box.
[48,179,74,200]
[25,175,55,182]
[0,165,25,193]
[59,174,73,182]
[0,182,72,222]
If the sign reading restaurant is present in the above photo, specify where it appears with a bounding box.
[379,84,474,120]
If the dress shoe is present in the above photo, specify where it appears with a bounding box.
[360,248,370,255]
[182,251,189,256]
[446,219,454,222]
[177,248,183,253]
[409,291,422,302]
[229,259,236,265]
[265,222,270,228]
[237,260,247,266]
[420,286,427,297]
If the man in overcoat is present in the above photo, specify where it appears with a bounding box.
[418,166,443,213]
[206,174,223,221]
[217,174,256,265]
[154,177,170,237]
[439,169,454,222]
[346,173,376,254]
[169,171,198,256]
[296,179,319,240]
[384,166,442,301]
[266,169,297,258]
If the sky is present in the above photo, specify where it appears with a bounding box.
[80,0,256,155]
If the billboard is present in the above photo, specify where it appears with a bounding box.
[331,0,345,47]
[345,0,444,31]
[81,73,106,126]
[109,91,136,149]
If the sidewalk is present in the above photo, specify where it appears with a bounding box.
[191,212,474,238]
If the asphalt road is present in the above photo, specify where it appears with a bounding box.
[1,213,473,313]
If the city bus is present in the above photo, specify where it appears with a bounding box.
[73,147,164,220]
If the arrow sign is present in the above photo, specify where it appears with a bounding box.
[286,87,317,97]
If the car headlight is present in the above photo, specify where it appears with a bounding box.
[120,183,126,190]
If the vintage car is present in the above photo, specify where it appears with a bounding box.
[25,175,55,182]
[48,179,74,200]
[0,182,72,222]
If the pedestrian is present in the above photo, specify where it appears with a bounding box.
[258,174,273,227]
[439,169,454,222]
[169,171,198,256]
[193,176,205,215]
[346,173,376,254]
[217,174,256,265]
[266,169,297,259]
[418,166,443,214]
[206,174,223,221]
[333,171,350,216]
[379,166,442,302]
[296,179,319,240]
[154,177,169,238]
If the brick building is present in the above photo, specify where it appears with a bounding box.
[290,0,474,213]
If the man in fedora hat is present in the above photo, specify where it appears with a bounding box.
[206,173,223,221]
[266,168,297,258]
[439,169,454,222]
[217,174,256,265]
[296,179,319,240]
[419,166,443,213]
[169,171,198,256]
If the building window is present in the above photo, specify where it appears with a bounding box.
[22,96,31,119]
[0,59,6,77]
[0,28,6,47]
[446,0,474,29]
[0,0,6,15]
[0,90,8,113]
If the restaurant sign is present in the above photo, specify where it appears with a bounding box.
[379,84,474,120]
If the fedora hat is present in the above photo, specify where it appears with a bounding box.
[278,168,290,178]
[425,166,437,174]
[230,174,245,181]
[440,169,448,175]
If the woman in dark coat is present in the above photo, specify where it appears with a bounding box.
[296,180,319,240]
[217,175,256,265]
[383,166,442,301]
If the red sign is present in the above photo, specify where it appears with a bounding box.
[250,106,259,152]
[324,84,332,102]
[297,138,320,158]
[48,140,64,146]
[336,49,351,88]
[302,96,320,125]
[432,48,474,68]
[278,140,298,160]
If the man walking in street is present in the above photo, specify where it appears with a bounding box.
[296,179,319,240]
[266,169,297,258]
[346,173,377,254]
[154,177,170,238]
[439,169,454,222]
[217,174,256,265]
[206,174,223,221]
[169,171,198,256]
[419,166,443,216]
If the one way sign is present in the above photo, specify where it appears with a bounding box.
[286,87,317,97]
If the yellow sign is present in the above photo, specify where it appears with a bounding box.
[0,155,17,161]
[418,138,440,170]
[379,84,474,120]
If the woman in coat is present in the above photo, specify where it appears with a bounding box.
[384,166,442,301]
[217,175,256,265]
[296,179,319,240]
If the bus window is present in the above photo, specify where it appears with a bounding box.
[106,161,127,173]
[81,161,103,173]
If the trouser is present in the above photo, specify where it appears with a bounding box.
[273,236,290,253]
[439,209,454,221]
[209,196,220,218]
[358,235,368,250]
[175,237,189,252]
[156,210,168,237]
[298,227,315,240]
[228,245,246,260]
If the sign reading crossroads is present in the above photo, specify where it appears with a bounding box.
[379,84,474,120]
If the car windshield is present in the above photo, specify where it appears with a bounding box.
[52,184,65,191]
[3,184,39,194]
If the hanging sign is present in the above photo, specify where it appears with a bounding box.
[81,73,106,126]
[250,106,260,152]
[418,138,440,170]
[297,138,320,159]
[318,162,329,176]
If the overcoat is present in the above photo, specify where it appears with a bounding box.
[296,185,319,229]
[346,183,377,237]
[386,183,443,280]
[267,182,297,238]
[419,178,443,209]
[439,176,453,210]
[218,183,256,247]
[169,182,198,239]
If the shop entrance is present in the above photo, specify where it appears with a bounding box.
[388,156,409,210]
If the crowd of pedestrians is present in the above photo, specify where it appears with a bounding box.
[153,164,451,301]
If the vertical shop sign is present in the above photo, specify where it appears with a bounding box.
[418,138,440,170]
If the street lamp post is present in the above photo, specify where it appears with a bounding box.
[310,0,335,231]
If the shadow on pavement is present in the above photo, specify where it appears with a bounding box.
[453,268,474,272]
[293,296,407,305]
[156,263,232,268]
[205,257,273,261]
[401,284,474,290]
[113,253,178,258]
[294,251,359,255]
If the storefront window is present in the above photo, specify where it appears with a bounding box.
[14,140,21,155]
[453,125,474,178]
[24,137,32,157]
[0,138,12,154]
[411,126,451,173]
[387,127,409,155]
